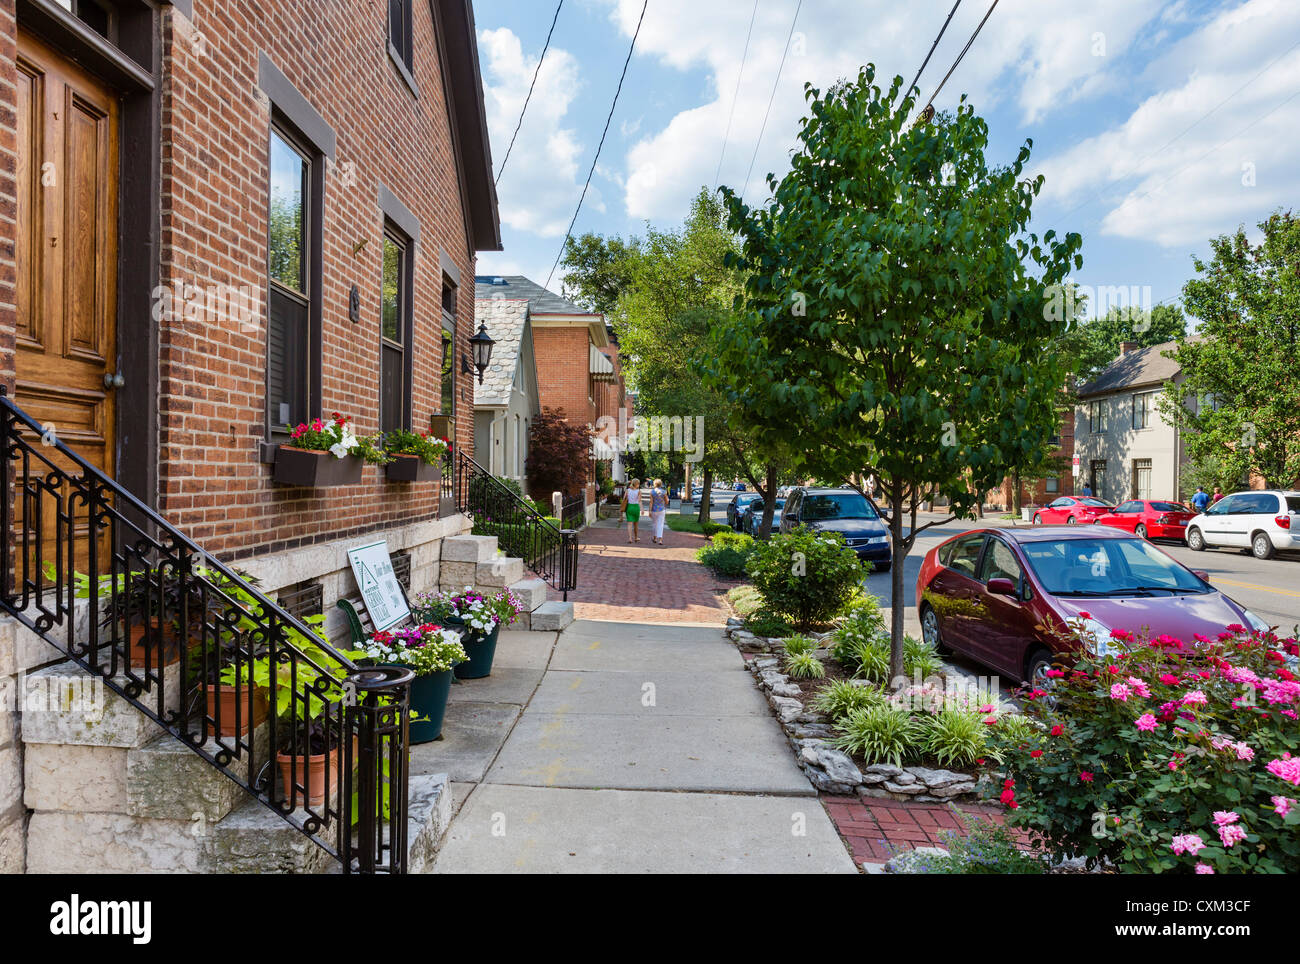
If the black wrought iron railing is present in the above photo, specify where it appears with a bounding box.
[0,389,412,874]
[559,492,585,530]
[455,451,578,598]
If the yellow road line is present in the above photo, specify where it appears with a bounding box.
[1214,577,1300,599]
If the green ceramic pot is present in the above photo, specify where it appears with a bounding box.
[407,668,454,743]
[453,622,501,680]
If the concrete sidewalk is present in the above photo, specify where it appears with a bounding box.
[430,619,855,873]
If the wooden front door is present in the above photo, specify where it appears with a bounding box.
[14,28,119,575]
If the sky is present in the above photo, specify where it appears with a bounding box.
[472,0,1300,320]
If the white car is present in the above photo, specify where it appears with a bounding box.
[1185,490,1300,559]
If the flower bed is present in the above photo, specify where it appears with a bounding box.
[987,620,1300,874]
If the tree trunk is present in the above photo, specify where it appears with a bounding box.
[1012,468,1022,514]
[888,478,907,686]
[758,461,778,539]
[697,466,713,525]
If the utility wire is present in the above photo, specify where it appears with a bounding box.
[713,0,761,190]
[923,0,999,114]
[907,0,962,100]
[546,0,649,290]
[741,0,803,204]
[495,0,565,186]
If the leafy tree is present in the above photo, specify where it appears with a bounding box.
[711,67,1081,679]
[525,408,593,499]
[1158,211,1300,489]
[560,233,640,316]
[1068,303,1186,383]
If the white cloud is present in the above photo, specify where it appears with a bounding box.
[1038,0,1300,246]
[478,27,598,238]
[600,0,1165,221]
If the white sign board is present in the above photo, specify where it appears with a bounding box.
[1071,455,1081,477]
[347,540,410,633]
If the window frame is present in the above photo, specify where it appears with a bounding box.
[1089,399,1107,434]
[437,276,457,418]
[379,224,414,434]
[387,0,419,96]
[1131,390,1156,430]
[265,119,323,440]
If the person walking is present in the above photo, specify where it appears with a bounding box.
[649,478,668,544]
[622,478,643,543]
[1212,485,1224,504]
[1191,485,1210,513]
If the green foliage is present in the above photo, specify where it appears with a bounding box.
[726,584,763,617]
[783,634,817,656]
[1158,211,1300,489]
[897,811,1046,874]
[745,529,865,630]
[987,625,1300,873]
[696,530,756,576]
[921,708,989,768]
[743,609,794,638]
[811,678,886,721]
[904,635,945,680]
[784,650,826,680]
[708,64,1082,676]
[383,428,450,465]
[833,705,920,767]
[1066,303,1186,383]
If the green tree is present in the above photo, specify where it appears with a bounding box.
[1068,303,1186,383]
[560,233,640,316]
[711,68,1081,679]
[1158,211,1300,489]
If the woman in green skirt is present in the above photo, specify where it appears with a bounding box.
[621,478,642,543]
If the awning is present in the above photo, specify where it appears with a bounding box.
[590,344,615,381]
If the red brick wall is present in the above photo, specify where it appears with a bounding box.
[533,325,595,427]
[0,0,15,397]
[157,1,479,558]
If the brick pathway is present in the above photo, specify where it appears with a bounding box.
[567,518,738,623]
[822,795,1025,868]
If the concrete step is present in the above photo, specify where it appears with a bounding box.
[441,534,500,564]
[407,773,453,873]
[126,723,270,823]
[507,577,548,614]
[530,601,574,632]
[21,659,179,749]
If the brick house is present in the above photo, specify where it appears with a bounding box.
[0,0,501,871]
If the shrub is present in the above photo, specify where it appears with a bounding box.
[894,812,1046,874]
[745,529,865,630]
[987,622,1300,873]
[921,707,988,768]
[833,705,920,767]
[743,609,794,638]
[696,531,755,577]
[833,620,944,685]
[903,636,945,680]
[727,585,763,617]
[784,650,825,680]
[783,634,817,656]
[812,679,886,721]
[526,408,592,498]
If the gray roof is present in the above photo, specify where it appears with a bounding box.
[473,275,599,316]
[472,297,530,408]
[1077,340,1182,398]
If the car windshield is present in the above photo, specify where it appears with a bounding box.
[801,493,878,521]
[1020,537,1209,596]
[1151,501,1188,513]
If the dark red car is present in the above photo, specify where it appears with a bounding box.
[916,526,1267,686]
[1096,499,1195,541]
[1031,496,1114,525]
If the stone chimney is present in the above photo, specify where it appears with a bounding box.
[1118,341,1138,357]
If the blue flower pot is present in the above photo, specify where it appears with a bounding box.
[454,622,501,680]
[407,668,454,743]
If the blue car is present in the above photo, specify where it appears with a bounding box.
[779,486,891,571]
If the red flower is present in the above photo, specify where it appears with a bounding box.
[1078,611,1092,620]
[1030,749,1043,758]
[1079,771,1094,783]
[1050,725,1064,736]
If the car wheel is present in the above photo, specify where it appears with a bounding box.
[1252,532,1275,560]
[1066,515,1077,525]
[1186,527,1206,551]
[1135,524,1147,539]
[921,605,950,655]
[1025,648,1055,688]
[1032,513,1043,525]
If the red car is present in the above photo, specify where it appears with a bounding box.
[916,526,1267,686]
[1031,496,1113,525]
[1096,499,1195,541]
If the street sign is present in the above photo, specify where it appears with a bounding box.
[347,540,409,632]
[1071,455,1081,476]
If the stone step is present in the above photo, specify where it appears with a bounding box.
[530,600,574,632]
[507,577,548,613]
[126,723,271,823]
[200,798,337,873]
[440,534,500,564]
[21,659,180,749]
[407,773,453,873]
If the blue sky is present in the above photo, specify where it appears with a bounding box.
[474,0,1300,320]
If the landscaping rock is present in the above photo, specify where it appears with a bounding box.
[883,780,925,795]
[863,763,904,779]
[906,766,970,790]
[771,682,802,699]
[882,847,950,874]
[770,696,803,724]
[930,781,978,799]
[812,747,863,787]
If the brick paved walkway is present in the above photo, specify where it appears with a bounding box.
[823,795,1025,868]
[567,518,738,624]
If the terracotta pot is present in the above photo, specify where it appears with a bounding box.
[126,623,183,670]
[273,447,364,486]
[276,746,341,809]
[204,683,269,738]
[385,453,441,483]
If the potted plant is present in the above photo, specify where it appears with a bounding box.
[383,428,449,482]
[274,412,389,486]
[198,567,277,738]
[101,566,197,670]
[358,623,467,743]
[412,587,523,680]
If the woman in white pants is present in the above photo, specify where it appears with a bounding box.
[649,478,668,544]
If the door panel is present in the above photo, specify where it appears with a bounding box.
[14,29,119,576]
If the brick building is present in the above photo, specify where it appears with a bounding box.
[0,0,500,869]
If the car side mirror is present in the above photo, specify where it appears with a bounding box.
[1192,569,1210,583]
[987,577,1017,596]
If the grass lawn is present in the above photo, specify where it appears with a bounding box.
[667,515,729,536]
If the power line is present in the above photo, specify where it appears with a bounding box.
[495,0,565,186]
[546,0,649,290]
[741,0,803,204]
[923,0,1000,114]
[713,0,761,190]
[907,0,962,101]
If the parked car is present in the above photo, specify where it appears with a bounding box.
[1186,489,1300,559]
[916,526,1269,685]
[781,486,891,571]
[743,497,785,536]
[726,492,764,530]
[1031,496,1114,525]
[1096,499,1195,541]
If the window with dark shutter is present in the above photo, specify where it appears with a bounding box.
[267,125,315,435]
[380,229,412,433]
[389,0,413,71]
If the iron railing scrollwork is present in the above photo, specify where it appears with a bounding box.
[0,389,411,874]
[454,451,578,599]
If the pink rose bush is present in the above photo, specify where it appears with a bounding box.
[986,624,1300,873]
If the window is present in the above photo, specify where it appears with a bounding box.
[977,538,1022,586]
[438,278,457,416]
[1045,475,1060,494]
[946,534,986,578]
[390,550,412,590]
[1132,390,1156,429]
[267,125,317,434]
[1089,399,1107,433]
[388,0,414,71]
[380,228,412,433]
[1132,459,1152,500]
[277,581,323,621]
[1090,460,1107,502]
